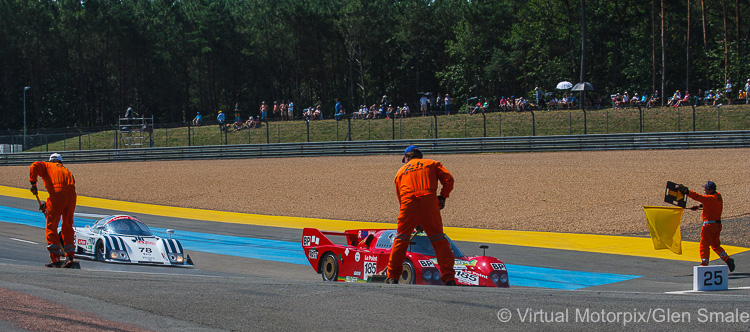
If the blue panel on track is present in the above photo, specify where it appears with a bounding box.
[0,206,639,289]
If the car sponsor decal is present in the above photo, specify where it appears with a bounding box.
[363,261,377,280]
[344,248,349,256]
[308,248,318,259]
[77,239,87,246]
[418,260,435,268]
[491,262,506,270]
[358,230,368,238]
[364,255,377,262]
[302,236,311,246]
[455,270,480,285]
[355,252,360,262]
[131,237,156,246]
[353,271,361,276]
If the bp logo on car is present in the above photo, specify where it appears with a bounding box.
[308,248,318,259]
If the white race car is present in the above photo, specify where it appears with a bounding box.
[64,215,194,266]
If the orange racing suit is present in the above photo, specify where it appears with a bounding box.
[30,161,77,262]
[687,189,730,264]
[387,158,455,283]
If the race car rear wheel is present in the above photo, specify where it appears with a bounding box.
[95,241,105,261]
[400,260,416,284]
[320,253,338,281]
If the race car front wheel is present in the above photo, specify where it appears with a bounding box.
[95,241,105,261]
[400,260,416,284]
[320,253,338,281]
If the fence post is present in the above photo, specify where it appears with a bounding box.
[531,111,536,136]
[306,120,310,142]
[692,105,696,131]
[637,106,643,133]
[717,105,721,130]
[347,116,352,141]
[78,131,82,150]
[583,109,587,135]
[433,112,438,139]
[482,112,486,137]
[265,120,269,144]
[391,116,395,140]
[166,127,169,147]
[498,113,502,137]
[188,125,192,146]
[464,115,467,137]
[569,111,572,134]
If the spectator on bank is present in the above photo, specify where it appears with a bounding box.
[648,90,660,108]
[470,100,484,115]
[244,116,258,129]
[745,79,750,103]
[259,101,268,121]
[232,115,244,131]
[546,97,558,110]
[334,99,342,119]
[217,110,226,131]
[696,89,705,106]
[444,94,452,115]
[673,92,691,107]
[436,93,443,114]
[399,103,410,118]
[124,107,135,118]
[630,93,641,107]
[334,105,345,121]
[420,94,429,117]
[711,91,723,106]
[667,90,681,106]
[288,100,294,120]
[192,112,203,126]
[535,87,543,107]
[429,93,436,114]
[738,90,746,101]
[272,101,280,121]
[725,79,733,105]
[313,105,322,119]
[280,100,288,121]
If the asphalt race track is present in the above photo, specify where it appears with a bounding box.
[0,194,749,331]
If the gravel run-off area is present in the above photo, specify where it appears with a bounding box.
[1,148,748,246]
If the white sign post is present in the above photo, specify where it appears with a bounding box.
[693,265,729,291]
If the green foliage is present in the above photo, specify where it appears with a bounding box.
[2,0,749,132]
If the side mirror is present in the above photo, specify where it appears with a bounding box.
[166,229,175,239]
[479,245,489,256]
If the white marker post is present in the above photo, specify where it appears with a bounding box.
[693,265,729,291]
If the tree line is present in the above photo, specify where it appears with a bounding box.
[1,0,748,130]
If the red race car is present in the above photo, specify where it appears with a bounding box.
[301,228,509,287]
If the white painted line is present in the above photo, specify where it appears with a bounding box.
[665,287,750,295]
[10,238,38,245]
[74,213,109,219]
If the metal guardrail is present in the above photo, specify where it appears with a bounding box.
[1,131,749,165]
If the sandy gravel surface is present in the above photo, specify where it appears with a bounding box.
[2,148,748,246]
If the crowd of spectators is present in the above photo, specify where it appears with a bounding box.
[199,79,750,131]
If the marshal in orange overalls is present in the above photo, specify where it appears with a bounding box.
[30,160,77,263]
[687,188,731,266]
[387,157,455,284]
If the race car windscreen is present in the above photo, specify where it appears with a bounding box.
[409,235,465,258]
[104,218,154,236]
[376,230,465,258]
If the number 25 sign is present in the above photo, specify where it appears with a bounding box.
[693,265,729,291]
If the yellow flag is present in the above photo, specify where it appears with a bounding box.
[643,206,683,254]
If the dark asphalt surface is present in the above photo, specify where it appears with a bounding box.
[0,195,748,331]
